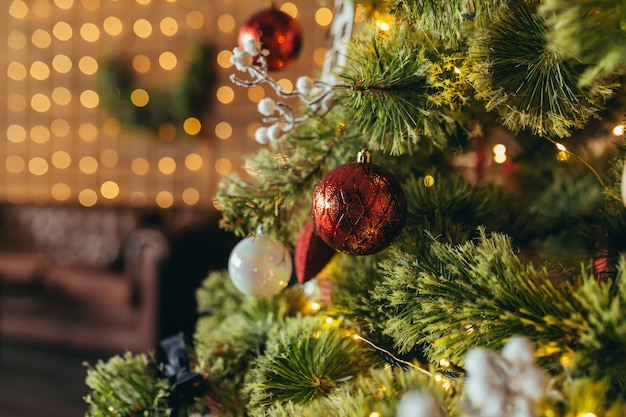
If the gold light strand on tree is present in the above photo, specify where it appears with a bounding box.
[543,136,622,203]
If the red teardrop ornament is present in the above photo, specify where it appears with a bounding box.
[294,222,336,284]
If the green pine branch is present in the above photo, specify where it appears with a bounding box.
[569,257,626,388]
[539,0,626,86]
[84,352,171,417]
[401,173,509,248]
[466,0,616,138]
[246,358,453,417]
[324,253,394,347]
[337,25,464,155]
[376,228,581,363]
[557,377,626,416]
[244,316,380,415]
[214,112,363,241]
[194,271,308,417]
[376,225,626,392]
[386,0,507,47]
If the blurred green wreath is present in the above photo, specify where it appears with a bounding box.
[98,42,216,139]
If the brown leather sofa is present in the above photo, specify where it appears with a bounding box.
[0,204,169,354]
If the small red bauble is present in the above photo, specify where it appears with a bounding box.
[311,150,407,255]
[238,7,303,71]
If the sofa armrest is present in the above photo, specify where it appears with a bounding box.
[123,228,169,348]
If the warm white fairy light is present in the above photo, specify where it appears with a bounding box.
[553,142,571,161]
[493,143,507,164]
[493,144,506,155]
[612,124,624,136]
[374,11,393,32]
[494,154,506,164]
[376,19,390,31]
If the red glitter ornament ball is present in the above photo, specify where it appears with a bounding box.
[311,150,407,255]
[238,7,303,71]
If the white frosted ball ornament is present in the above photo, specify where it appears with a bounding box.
[228,235,292,297]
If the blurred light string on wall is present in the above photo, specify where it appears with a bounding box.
[3,0,333,208]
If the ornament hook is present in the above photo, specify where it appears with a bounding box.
[357,149,371,164]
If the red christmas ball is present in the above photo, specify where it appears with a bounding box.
[238,7,303,71]
[311,151,407,255]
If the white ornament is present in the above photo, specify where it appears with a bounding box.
[462,337,549,417]
[230,47,253,71]
[243,38,261,55]
[229,40,336,141]
[228,234,292,297]
[296,76,314,95]
[501,337,535,367]
[258,97,277,116]
[463,348,508,417]
[396,391,443,417]
[254,127,269,144]
[267,123,283,141]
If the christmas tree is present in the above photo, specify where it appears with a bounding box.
[84,1,626,416]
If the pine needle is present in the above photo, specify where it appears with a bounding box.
[338,26,463,155]
[466,1,616,137]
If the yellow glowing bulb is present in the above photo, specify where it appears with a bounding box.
[130,89,149,107]
[494,153,507,164]
[439,358,451,368]
[555,142,567,151]
[369,412,381,417]
[454,66,462,75]
[612,124,624,136]
[492,143,506,155]
[556,150,571,162]
[183,117,202,135]
[377,21,390,31]
[325,317,334,325]
[310,302,321,311]
[374,12,393,32]
[577,413,597,417]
